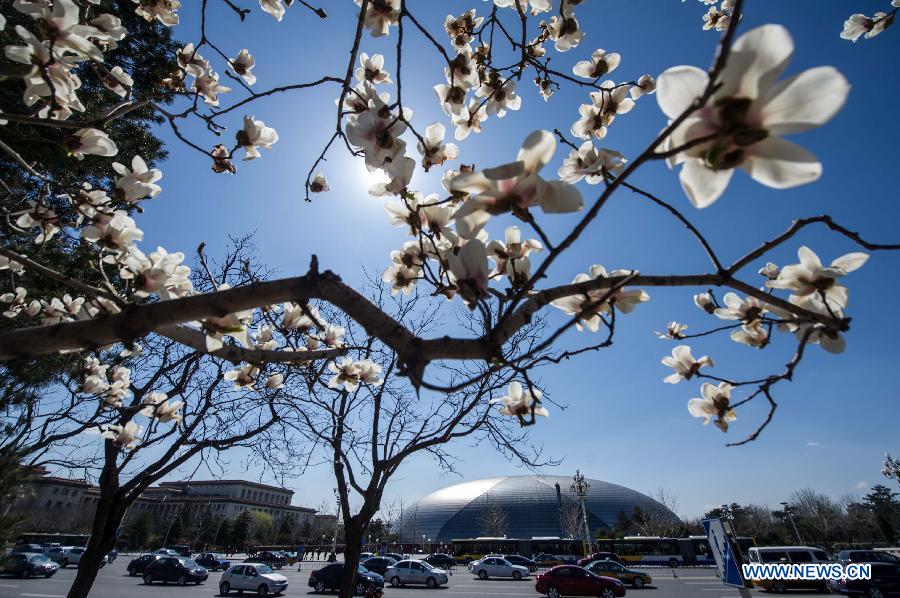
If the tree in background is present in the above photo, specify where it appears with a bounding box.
[232,511,253,549]
[478,494,510,538]
[863,485,900,543]
[250,511,274,545]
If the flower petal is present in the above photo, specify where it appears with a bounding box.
[721,24,794,100]
[517,130,556,174]
[830,252,869,273]
[656,66,708,120]
[539,180,584,213]
[742,137,821,189]
[760,67,850,135]
[679,159,734,208]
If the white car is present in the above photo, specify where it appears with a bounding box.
[219,563,288,596]
[56,547,107,568]
[469,556,530,580]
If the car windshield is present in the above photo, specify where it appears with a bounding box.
[180,559,199,568]
[30,555,50,562]
[256,565,274,574]
[358,565,370,573]
[418,560,434,569]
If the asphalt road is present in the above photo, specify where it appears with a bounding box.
[0,560,830,598]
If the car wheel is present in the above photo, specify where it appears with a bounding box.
[546,586,560,598]
[512,571,522,581]
[354,581,366,596]
[256,584,269,596]
[144,573,153,585]
[390,576,401,588]
[61,559,68,568]
[478,570,488,580]
[220,582,231,595]
[868,589,885,598]
[772,581,787,593]
[314,580,326,593]
[601,589,615,598]
[178,574,187,586]
[23,569,32,579]
[426,577,437,588]
[633,577,645,589]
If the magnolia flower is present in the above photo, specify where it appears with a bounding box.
[134,0,180,26]
[535,76,554,102]
[211,144,236,174]
[230,49,256,85]
[451,100,488,140]
[450,130,583,238]
[494,0,551,15]
[201,286,254,351]
[193,70,230,106]
[355,0,400,37]
[82,210,144,252]
[355,53,392,85]
[444,10,483,49]
[357,359,384,386]
[224,364,259,388]
[15,202,60,243]
[688,382,736,432]
[434,80,469,117]
[543,14,584,51]
[550,265,649,331]
[112,155,162,202]
[238,116,278,160]
[661,345,713,384]
[558,141,626,184]
[382,263,419,295]
[259,0,286,21]
[714,292,768,324]
[573,49,621,79]
[118,246,192,299]
[417,123,458,171]
[82,374,109,395]
[731,323,769,348]
[345,104,410,171]
[282,303,319,332]
[176,43,209,78]
[476,73,522,118]
[630,75,656,100]
[445,49,481,88]
[265,373,284,389]
[447,238,490,308]
[758,262,779,280]
[40,294,85,324]
[571,81,635,140]
[369,155,415,196]
[766,246,867,312]
[0,254,25,274]
[100,66,133,97]
[101,420,141,450]
[694,292,715,314]
[487,225,542,280]
[139,392,183,424]
[840,11,895,41]
[1,287,40,319]
[67,128,118,160]
[309,172,330,193]
[320,324,345,348]
[327,357,369,391]
[657,24,851,208]
[656,321,688,340]
[491,381,549,422]
[702,6,730,31]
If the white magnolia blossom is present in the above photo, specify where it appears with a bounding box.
[758,262,779,280]
[101,420,142,450]
[238,116,279,160]
[369,155,415,196]
[487,225,542,283]
[345,101,411,172]
[355,0,400,37]
[176,43,209,78]
[571,81,635,140]
[543,14,584,52]
[731,323,769,348]
[224,363,260,388]
[766,246,868,312]
[281,302,319,332]
[447,238,490,308]
[657,24,851,208]
[702,6,730,31]
[39,294,86,325]
[694,291,716,314]
[688,382,736,432]
[630,74,656,100]
[558,141,626,184]
[134,0,180,26]
[355,53,392,85]
[444,9,483,49]
[656,321,688,340]
[319,323,345,348]
[0,254,25,274]
[259,0,287,21]
[451,130,583,238]
[265,373,284,389]
[200,285,254,351]
[661,345,713,384]
[476,74,522,118]
[494,0,551,15]
[551,265,649,331]
[444,48,480,89]
[572,48,621,79]
[112,155,162,202]
[450,100,488,140]
[382,263,419,296]
[714,292,768,324]
[119,246,192,299]
[68,128,118,160]
[417,123,458,171]
[309,172,330,193]
[327,357,384,392]
[841,11,896,42]
[82,210,144,252]
[1,287,40,319]
[193,70,231,106]
[15,202,60,244]
[491,381,549,422]
[139,391,183,424]
[100,65,133,97]
[230,49,256,85]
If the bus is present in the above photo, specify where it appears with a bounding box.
[595,536,757,566]
[528,537,586,563]
[15,532,90,548]
[450,537,522,563]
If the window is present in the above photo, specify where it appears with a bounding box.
[760,551,789,564]
[553,567,573,577]
[788,551,812,563]
[812,550,829,562]
[397,562,409,569]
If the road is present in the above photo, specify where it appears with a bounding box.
[0,560,827,598]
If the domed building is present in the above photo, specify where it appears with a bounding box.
[398,475,679,542]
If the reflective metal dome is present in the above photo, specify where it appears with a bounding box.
[398,475,679,542]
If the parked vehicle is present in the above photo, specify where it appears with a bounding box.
[12,544,45,554]
[56,547,107,568]
[142,556,208,585]
[252,550,287,569]
[585,559,652,588]
[220,563,288,596]
[577,552,625,567]
[153,548,180,556]
[195,552,230,571]
[385,559,449,588]
[44,546,70,563]
[469,556,530,580]
[533,553,564,567]
[360,552,374,560]
[0,553,59,578]
[534,565,626,598]
[747,546,830,593]
[383,552,406,563]
[423,553,456,569]
[308,563,385,595]
[841,562,900,597]
[360,556,397,576]
[167,545,192,557]
[127,554,163,576]
[839,550,900,565]
[505,554,539,572]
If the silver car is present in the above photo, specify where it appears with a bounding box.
[385,559,449,588]
[219,563,289,596]
[469,556,530,580]
[56,547,107,568]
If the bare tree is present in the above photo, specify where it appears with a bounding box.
[559,495,583,539]
[478,494,510,537]
[790,488,842,543]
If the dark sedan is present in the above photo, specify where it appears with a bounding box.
[195,552,230,571]
[535,565,626,598]
[127,554,162,576]
[505,554,539,572]
[424,553,456,569]
[843,562,900,597]
[251,550,287,569]
[309,563,384,595]
[360,556,397,576]
[143,556,208,585]
[577,552,625,567]
[0,553,59,578]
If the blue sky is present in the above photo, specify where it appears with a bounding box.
[134,0,900,518]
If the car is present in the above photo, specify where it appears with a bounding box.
[360,556,397,576]
[0,553,59,578]
[308,563,385,595]
[842,562,900,597]
[44,546,70,563]
[424,553,456,569]
[127,554,163,576]
[505,554,539,572]
[470,556,531,580]
[195,552,230,571]
[56,547,107,568]
[360,552,375,560]
[167,545,192,557]
[839,550,900,565]
[220,563,288,596]
[534,554,565,568]
[585,559,652,589]
[142,556,208,585]
[747,546,830,593]
[385,559,449,588]
[577,552,625,567]
[383,552,406,563]
[13,544,46,554]
[251,550,287,569]
[153,548,180,556]
[535,565,626,598]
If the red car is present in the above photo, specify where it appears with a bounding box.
[535,565,626,598]
[577,553,625,567]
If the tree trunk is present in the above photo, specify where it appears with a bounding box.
[66,489,126,598]
[339,520,364,598]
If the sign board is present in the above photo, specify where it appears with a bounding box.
[702,517,748,589]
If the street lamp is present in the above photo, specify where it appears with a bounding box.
[780,502,803,544]
[570,470,592,554]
